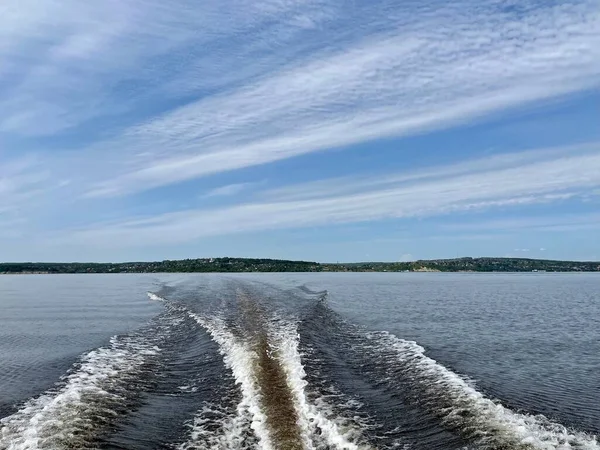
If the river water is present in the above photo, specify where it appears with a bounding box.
[1,273,598,449]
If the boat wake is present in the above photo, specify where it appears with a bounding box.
[361,331,599,450]
[1,281,597,450]
[181,291,370,450]
[0,309,178,450]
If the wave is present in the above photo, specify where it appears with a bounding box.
[153,288,600,450]
[0,335,161,450]
[180,401,257,450]
[296,285,329,302]
[175,296,370,450]
[267,316,369,450]
[363,331,599,450]
[187,313,273,449]
[3,285,593,450]
[0,305,190,450]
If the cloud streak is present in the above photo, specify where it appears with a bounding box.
[442,213,600,234]
[2,0,600,260]
[67,144,600,246]
[0,156,49,217]
[0,0,330,137]
[202,182,261,198]
[70,0,600,197]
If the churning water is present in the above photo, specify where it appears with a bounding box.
[1,273,598,449]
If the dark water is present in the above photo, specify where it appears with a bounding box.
[0,273,598,450]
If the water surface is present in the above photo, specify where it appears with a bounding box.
[1,273,598,449]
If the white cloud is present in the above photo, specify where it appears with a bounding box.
[0,156,49,216]
[202,182,259,198]
[441,212,600,233]
[262,144,594,202]
[0,0,330,136]
[62,0,600,197]
[0,0,598,201]
[66,144,600,246]
[2,0,600,256]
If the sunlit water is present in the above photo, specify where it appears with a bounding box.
[1,273,598,449]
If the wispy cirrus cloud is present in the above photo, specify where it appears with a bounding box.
[67,144,600,246]
[2,0,599,198]
[261,144,594,202]
[2,0,600,261]
[442,213,600,233]
[0,0,331,136]
[0,156,49,215]
[80,0,600,197]
[202,182,262,198]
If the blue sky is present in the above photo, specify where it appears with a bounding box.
[1,0,599,262]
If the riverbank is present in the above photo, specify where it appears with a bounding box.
[1,257,599,274]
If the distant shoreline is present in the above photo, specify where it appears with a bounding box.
[1,257,599,274]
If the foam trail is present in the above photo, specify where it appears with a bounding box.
[179,402,256,450]
[148,292,164,302]
[0,335,161,450]
[151,292,259,450]
[269,318,372,450]
[184,303,370,450]
[368,332,599,450]
[188,313,274,450]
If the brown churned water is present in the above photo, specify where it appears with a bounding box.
[237,290,305,450]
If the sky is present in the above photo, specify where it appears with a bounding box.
[0,0,599,263]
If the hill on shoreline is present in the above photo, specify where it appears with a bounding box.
[1,257,599,274]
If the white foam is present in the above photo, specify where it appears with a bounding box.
[0,335,161,450]
[178,385,199,393]
[147,292,165,303]
[186,311,372,450]
[179,402,256,450]
[369,331,599,450]
[268,318,373,450]
[188,313,275,450]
